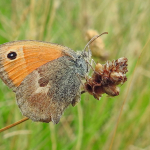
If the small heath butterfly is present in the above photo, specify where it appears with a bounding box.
[0,33,107,124]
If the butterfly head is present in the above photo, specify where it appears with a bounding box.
[74,32,108,77]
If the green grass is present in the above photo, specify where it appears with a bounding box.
[0,0,150,150]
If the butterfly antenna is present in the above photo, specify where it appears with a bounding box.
[83,32,108,52]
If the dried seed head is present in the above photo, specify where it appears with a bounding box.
[95,63,104,74]
[85,83,93,95]
[110,72,123,83]
[103,86,120,96]
[84,57,128,99]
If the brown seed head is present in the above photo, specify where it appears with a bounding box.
[84,57,128,99]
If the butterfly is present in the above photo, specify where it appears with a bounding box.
[0,33,107,124]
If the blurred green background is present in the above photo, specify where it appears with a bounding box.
[0,0,150,150]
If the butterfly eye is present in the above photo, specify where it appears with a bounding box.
[7,51,17,60]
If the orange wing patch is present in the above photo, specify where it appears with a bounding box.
[0,41,66,91]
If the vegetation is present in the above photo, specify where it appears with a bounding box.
[0,0,150,149]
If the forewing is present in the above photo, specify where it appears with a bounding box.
[0,40,74,91]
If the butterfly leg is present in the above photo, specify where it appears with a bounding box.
[91,58,96,66]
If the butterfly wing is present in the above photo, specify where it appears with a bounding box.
[16,56,81,123]
[0,40,75,92]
